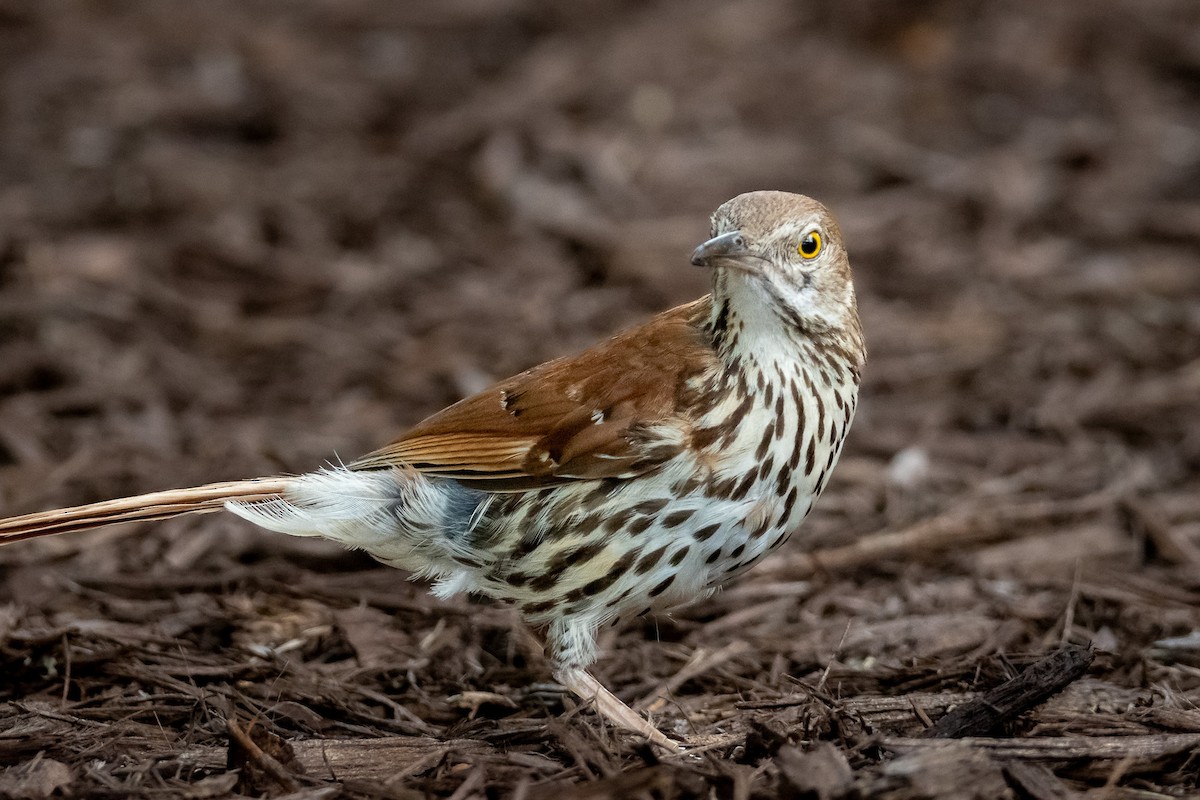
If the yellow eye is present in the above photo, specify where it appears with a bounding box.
[798,231,822,259]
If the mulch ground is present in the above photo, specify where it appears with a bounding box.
[2,1,1200,797]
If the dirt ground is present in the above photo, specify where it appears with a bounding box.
[1,0,1199,797]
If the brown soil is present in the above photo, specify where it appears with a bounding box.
[2,1,1199,797]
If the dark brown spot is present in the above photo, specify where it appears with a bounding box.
[509,533,542,561]
[602,508,635,535]
[725,390,753,431]
[610,546,641,578]
[648,575,676,598]
[757,457,775,483]
[730,470,756,502]
[824,349,842,376]
[523,600,554,615]
[775,464,790,495]
[693,523,721,542]
[662,509,694,529]
[790,377,804,411]
[782,486,799,520]
[692,424,725,450]
[581,479,619,511]
[528,572,559,593]
[712,298,731,340]
[605,588,633,608]
[755,422,775,460]
[707,476,737,499]
[581,573,619,597]
[547,541,604,574]
[728,543,745,560]
[576,512,603,533]
[705,549,722,564]
[815,393,826,434]
[632,499,668,516]
[505,571,532,587]
[628,515,655,535]
[635,544,669,574]
[669,548,689,567]
[804,436,817,475]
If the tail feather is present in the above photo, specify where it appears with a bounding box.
[0,478,293,544]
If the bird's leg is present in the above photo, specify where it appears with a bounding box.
[556,667,680,752]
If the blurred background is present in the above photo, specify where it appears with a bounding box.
[1,1,1198,796]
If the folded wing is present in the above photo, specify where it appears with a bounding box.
[351,299,717,491]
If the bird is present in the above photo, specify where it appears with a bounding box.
[0,191,865,751]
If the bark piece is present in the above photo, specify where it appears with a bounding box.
[923,646,1094,738]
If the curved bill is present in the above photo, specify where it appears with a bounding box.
[691,231,749,267]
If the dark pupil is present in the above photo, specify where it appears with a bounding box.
[801,235,818,255]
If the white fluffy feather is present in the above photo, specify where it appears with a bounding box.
[227,466,484,586]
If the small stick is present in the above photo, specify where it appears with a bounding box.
[637,640,751,711]
[226,718,300,793]
[921,645,1094,739]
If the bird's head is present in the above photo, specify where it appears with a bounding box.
[691,191,859,342]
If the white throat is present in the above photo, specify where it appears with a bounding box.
[713,273,799,370]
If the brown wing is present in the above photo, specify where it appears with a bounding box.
[350,298,717,490]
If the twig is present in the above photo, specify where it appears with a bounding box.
[637,640,750,711]
[885,733,1200,762]
[1058,560,1082,647]
[446,766,486,800]
[1096,753,1137,800]
[816,620,852,694]
[59,634,71,708]
[921,645,1094,738]
[226,718,300,793]
[287,738,488,783]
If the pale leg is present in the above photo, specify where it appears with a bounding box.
[556,667,681,752]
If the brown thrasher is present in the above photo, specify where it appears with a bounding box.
[0,191,864,750]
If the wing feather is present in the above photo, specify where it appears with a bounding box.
[350,298,717,490]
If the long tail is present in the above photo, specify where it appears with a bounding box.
[0,478,293,545]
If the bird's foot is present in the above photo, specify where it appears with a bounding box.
[556,667,682,753]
